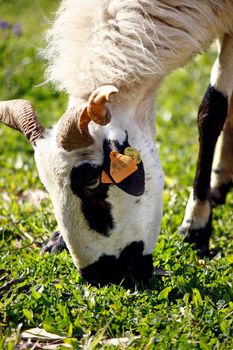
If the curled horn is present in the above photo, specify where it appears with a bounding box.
[57,85,118,151]
[56,106,94,151]
[0,99,45,144]
[87,85,118,125]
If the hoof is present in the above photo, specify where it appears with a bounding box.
[40,231,67,255]
[209,182,232,206]
[180,214,212,258]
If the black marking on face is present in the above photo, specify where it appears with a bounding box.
[194,85,228,201]
[80,241,153,287]
[70,163,114,236]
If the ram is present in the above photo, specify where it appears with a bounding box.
[1,0,233,286]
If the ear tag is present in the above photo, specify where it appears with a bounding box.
[110,150,138,183]
[101,170,114,184]
[124,147,141,164]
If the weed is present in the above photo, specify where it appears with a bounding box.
[0,1,232,349]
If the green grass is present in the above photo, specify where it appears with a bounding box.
[0,1,232,349]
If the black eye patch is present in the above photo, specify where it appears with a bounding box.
[70,163,114,235]
[70,163,102,198]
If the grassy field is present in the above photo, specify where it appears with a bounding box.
[0,1,232,349]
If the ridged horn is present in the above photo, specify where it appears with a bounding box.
[56,105,94,151]
[0,99,45,144]
[57,85,118,151]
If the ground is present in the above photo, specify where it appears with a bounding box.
[0,1,232,349]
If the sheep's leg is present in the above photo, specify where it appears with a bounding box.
[40,231,67,255]
[181,34,233,256]
[209,94,233,205]
[180,86,228,256]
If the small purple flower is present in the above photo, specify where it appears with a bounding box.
[0,21,9,30]
[13,23,22,36]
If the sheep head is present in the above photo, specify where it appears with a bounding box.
[0,85,164,287]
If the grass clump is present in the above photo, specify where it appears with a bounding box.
[0,1,232,349]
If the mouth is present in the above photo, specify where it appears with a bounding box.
[80,241,153,288]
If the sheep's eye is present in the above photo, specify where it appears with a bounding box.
[70,163,102,198]
[86,177,100,190]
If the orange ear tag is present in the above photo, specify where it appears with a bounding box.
[101,170,114,184]
[109,151,138,183]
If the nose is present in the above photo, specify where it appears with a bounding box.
[80,241,153,287]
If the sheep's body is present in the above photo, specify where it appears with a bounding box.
[1,0,233,285]
[44,0,233,98]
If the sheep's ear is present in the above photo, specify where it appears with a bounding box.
[0,99,45,145]
[102,136,145,196]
